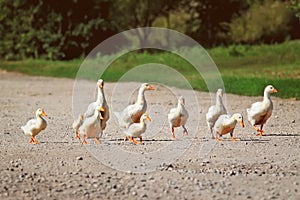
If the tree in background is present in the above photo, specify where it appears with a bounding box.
[290,0,300,19]
[183,0,248,47]
[0,0,114,60]
[109,0,180,48]
[227,0,299,44]
[0,0,299,60]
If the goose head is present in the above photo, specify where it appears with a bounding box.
[97,79,104,89]
[232,113,244,128]
[178,96,185,106]
[265,85,277,94]
[140,113,151,122]
[36,108,47,117]
[216,89,223,97]
[141,83,155,91]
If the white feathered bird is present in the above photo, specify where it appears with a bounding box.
[213,113,244,142]
[114,83,154,129]
[21,108,47,144]
[206,89,227,139]
[124,113,151,145]
[167,96,189,139]
[84,79,109,129]
[246,85,277,136]
[79,106,104,144]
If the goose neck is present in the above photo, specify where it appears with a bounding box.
[137,88,146,104]
[96,87,105,103]
[216,95,223,105]
[263,91,271,102]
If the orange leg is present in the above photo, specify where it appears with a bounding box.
[182,125,188,136]
[128,136,139,145]
[207,123,215,139]
[230,132,240,141]
[215,133,222,142]
[230,137,240,141]
[75,130,80,139]
[171,127,176,140]
[93,138,101,145]
[29,136,37,144]
[138,136,142,144]
[81,135,88,144]
[99,130,103,139]
[252,125,264,136]
[211,130,215,139]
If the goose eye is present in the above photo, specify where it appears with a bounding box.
[270,87,273,89]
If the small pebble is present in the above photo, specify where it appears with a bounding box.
[76,156,83,161]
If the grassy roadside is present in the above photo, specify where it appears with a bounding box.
[0,41,299,99]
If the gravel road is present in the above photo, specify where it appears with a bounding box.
[0,70,299,199]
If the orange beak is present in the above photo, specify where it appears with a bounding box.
[146,116,152,122]
[147,85,155,90]
[99,107,105,112]
[42,111,47,117]
[98,80,103,89]
[273,88,278,93]
[240,120,245,128]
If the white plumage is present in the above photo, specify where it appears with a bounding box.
[114,83,154,129]
[84,79,109,131]
[73,79,109,140]
[206,89,227,139]
[246,85,278,136]
[79,106,104,144]
[213,113,244,141]
[124,113,151,144]
[167,96,189,139]
[21,108,47,144]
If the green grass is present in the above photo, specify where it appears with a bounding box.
[0,41,299,99]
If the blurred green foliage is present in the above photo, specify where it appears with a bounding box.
[290,0,300,19]
[0,0,114,60]
[1,41,299,99]
[0,0,299,60]
[228,1,295,44]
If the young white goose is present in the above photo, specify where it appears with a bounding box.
[79,106,105,144]
[213,113,244,142]
[114,83,154,129]
[83,79,109,139]
[247,85,278,136]
[124,113,151,145]
[72,114,83,139]
[206,89,227,139]
[167,96,189,139]
[84,79,109,123]
[21,108,47,144]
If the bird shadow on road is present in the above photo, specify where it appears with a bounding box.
[106,138,174,142]
[263,133,300,137]
[239,138,270,143]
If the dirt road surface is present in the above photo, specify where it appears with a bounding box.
[0,71,299,199]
